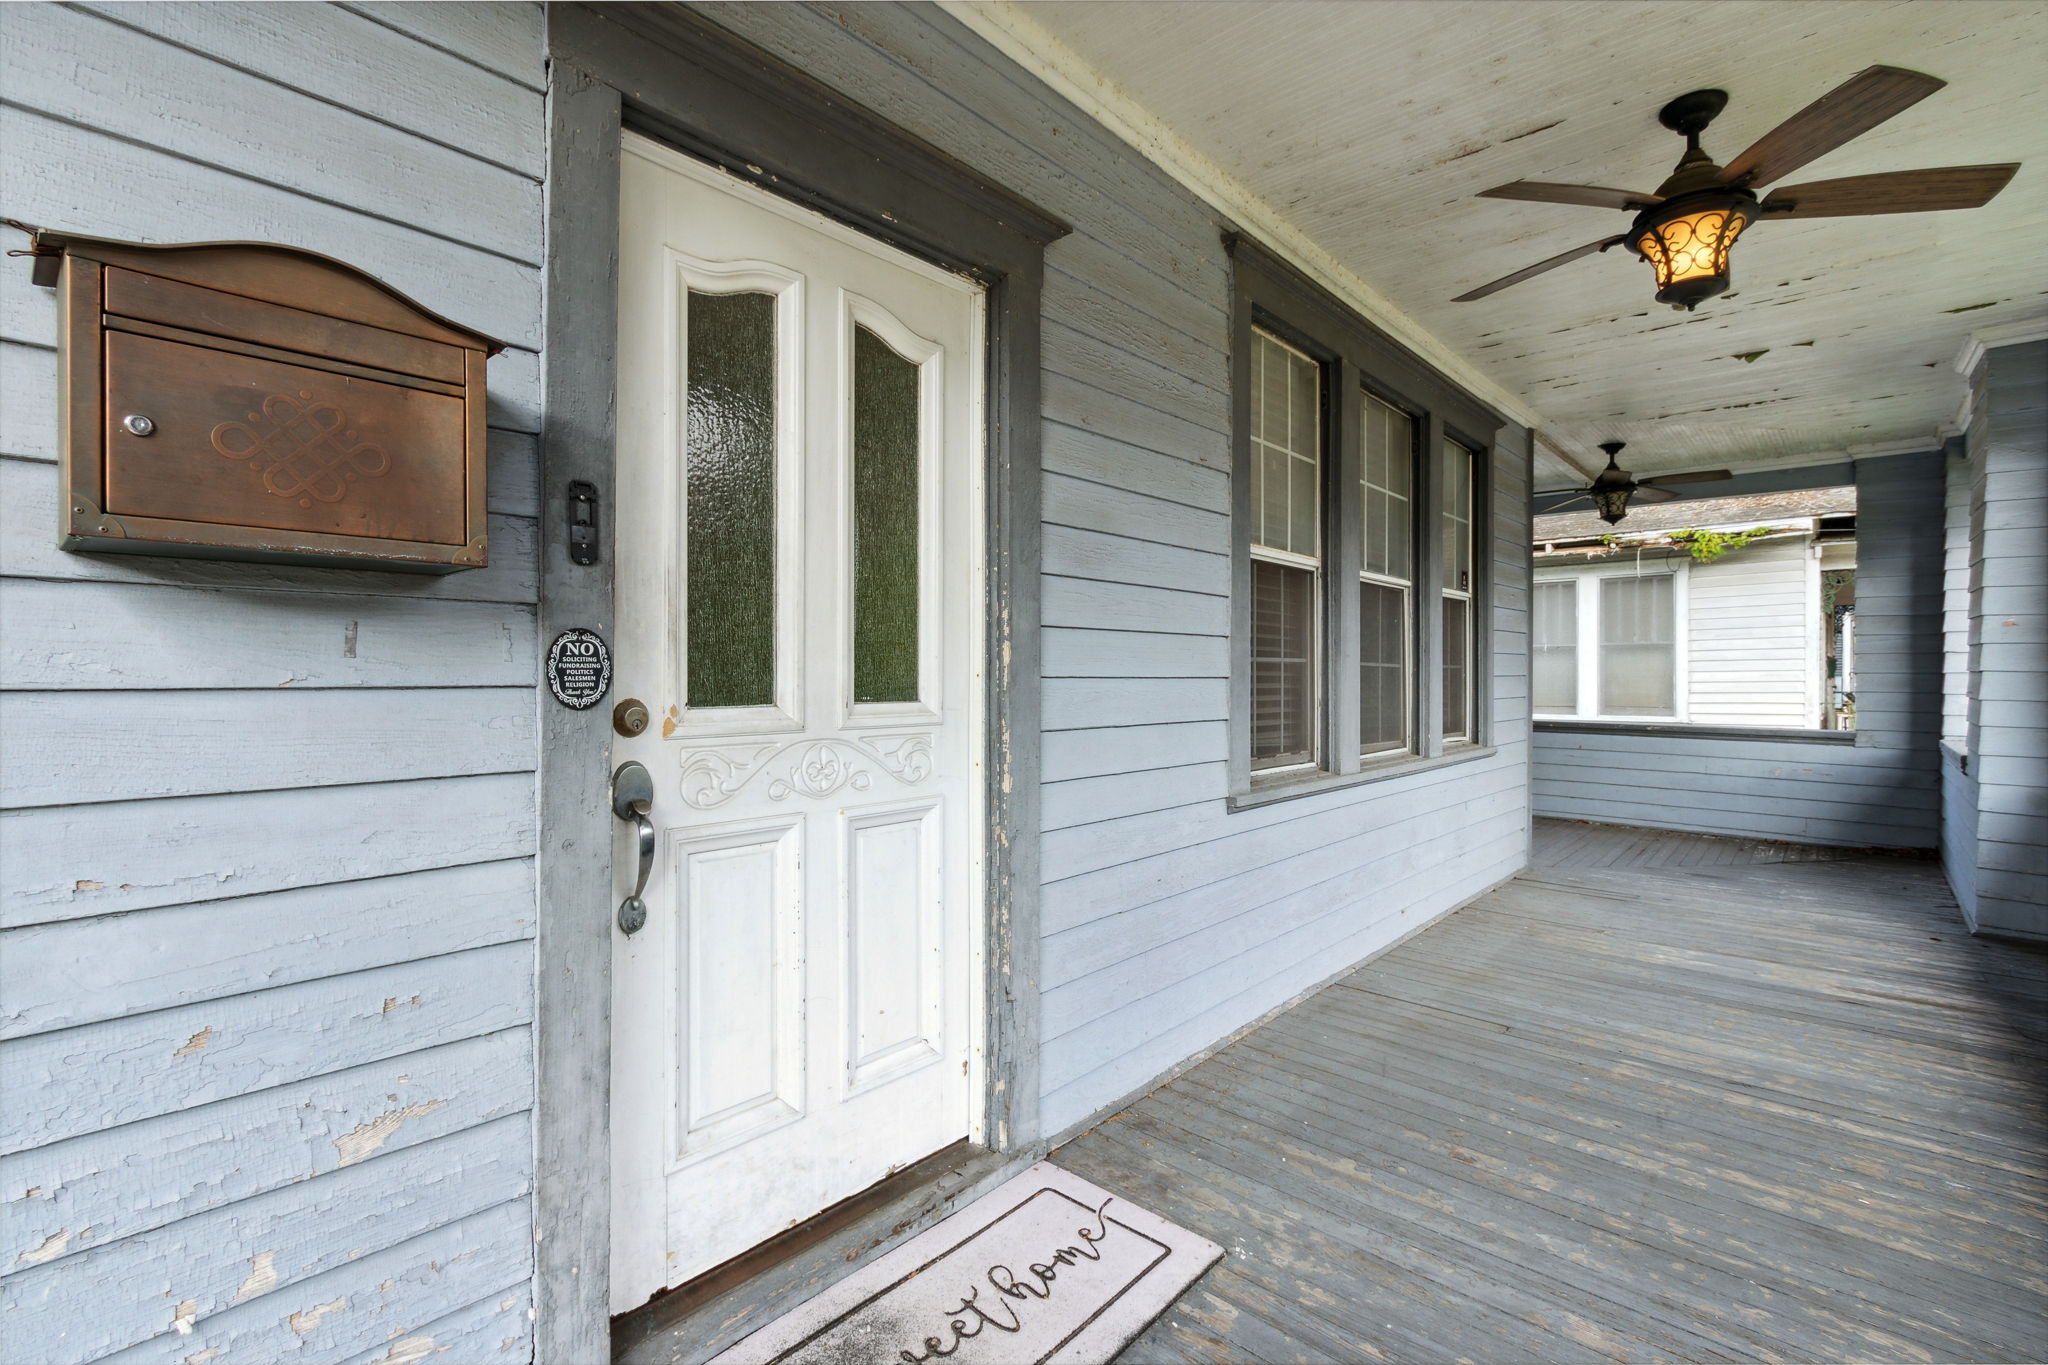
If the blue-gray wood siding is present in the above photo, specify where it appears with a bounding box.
[0,4,544,1361]
[1942,446,1971,750]
[1941,744,1979,917]
[696,2,1534,1134]
[1965,339,2047,937]
[1531,454,1944,849]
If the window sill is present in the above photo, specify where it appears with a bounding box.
[1535,719,1858,746]
[1230,744,1499,811]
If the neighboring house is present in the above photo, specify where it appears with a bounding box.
[1531,489,1859,730]
[0,5,2041,1365]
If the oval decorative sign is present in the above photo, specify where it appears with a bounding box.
[546,628,612,710]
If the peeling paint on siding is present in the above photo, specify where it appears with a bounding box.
[16,1227,71,1265]
[289,1294,347,1336]
[370,1335,440,1365]
[335,1099,450,1167]
[173,1025,214,1057]
[234,1250,278,1302]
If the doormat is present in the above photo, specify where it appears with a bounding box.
[709,1162,1222,1365]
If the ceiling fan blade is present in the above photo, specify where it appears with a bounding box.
[1632,485,1682,503]
[1477,181,1660,211]
[1759,164,2020,218]
[1638,469,1733,486]
[1453,235,1627,302]
[1720,65,1946,189]
[1535,493,1595,511]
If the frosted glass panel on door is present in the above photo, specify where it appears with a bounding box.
[686,290,777,708]
[1600,574,1676,715]
[851,326,921,704]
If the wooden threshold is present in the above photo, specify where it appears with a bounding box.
[612,1139,1025,1365]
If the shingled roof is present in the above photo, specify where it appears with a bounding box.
[1534,486,1857,543]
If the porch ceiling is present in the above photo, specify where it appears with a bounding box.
[975,1,2048,487]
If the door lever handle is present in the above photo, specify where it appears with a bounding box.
[612,761,655,935]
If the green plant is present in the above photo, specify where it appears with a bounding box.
[1664,526,1777,563]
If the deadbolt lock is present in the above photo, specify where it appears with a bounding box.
[613,697,650,737]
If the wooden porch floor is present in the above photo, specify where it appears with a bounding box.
[1056,819,2048,1364]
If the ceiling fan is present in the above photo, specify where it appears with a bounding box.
[1455,66,2021,309]
[1538,443,1731,525]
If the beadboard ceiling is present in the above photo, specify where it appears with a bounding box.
[976,0,2048,488]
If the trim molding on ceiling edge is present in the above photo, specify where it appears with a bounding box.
[1946,319,2048,439]
[937,0,1548,440]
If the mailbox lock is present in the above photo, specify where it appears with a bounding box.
[120,414,156,437]
[613,697,650,737]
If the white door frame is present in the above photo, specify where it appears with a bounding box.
[534,10,1071,1361]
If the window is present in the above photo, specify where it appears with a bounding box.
[1248,329,1322,770]
[1440,439,1474,742]
[1599,574,1677,716]
[1359,392,1413,755]
[1228,236,1501,800]
[1532,567,1686,722]
[1532,580,1577,712]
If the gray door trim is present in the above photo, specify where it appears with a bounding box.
[537,7,1068,1360]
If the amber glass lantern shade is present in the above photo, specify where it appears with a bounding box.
[1632,191,1756,310]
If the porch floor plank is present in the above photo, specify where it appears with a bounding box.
[1056,819,2048,1364]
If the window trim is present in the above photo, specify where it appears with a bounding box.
[1358,385,1418,760]
[1225,234,1503,803]
[1532,561,1691,723]
[1438,436,1477,745]
[1247,327,1328,774]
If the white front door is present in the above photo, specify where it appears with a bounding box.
[610,133,986,1311]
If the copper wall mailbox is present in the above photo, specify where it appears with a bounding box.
[24,227,501,572]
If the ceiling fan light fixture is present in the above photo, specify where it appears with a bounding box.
[1590,441,1637,524]
[1631,190,1757,309]
[1591,487,1635,524]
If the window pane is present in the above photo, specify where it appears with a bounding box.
[1361,393,1413,583]
[1360,579,1408,754]
[1532,580,1577,713]
[686,289,776,708]
[1249,330,1320,560]
[851,326,920,704]
[1600,575,1676,716]
[1441,595,1470,739]
[1440,440,1472,592]
[1252,559,1315,767]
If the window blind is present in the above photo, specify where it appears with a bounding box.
[1599,574,1676,716]
[1532,579,1577,712]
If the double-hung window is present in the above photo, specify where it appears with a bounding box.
[1533,566,1687,721]
[1228,236,1503,801]
[1358,393,1414,756]
[1248,329,1323,771]
[1439,439,1475,742]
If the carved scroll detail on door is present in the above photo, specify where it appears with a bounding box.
[677,734,935,809]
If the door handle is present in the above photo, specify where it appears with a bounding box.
[612,760,655,935]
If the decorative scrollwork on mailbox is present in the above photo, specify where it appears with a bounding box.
[211,391,392,509]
